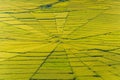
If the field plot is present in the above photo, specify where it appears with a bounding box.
[0,0,120,80]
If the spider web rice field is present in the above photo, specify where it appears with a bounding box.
[0,0,120,80]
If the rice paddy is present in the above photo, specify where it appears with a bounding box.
[0,0,120,80]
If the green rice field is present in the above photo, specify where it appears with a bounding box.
[0,0,120,80]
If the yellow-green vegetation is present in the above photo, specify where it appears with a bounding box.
[0,0,120,80]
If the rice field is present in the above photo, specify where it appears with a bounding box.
[0,0,120,80]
